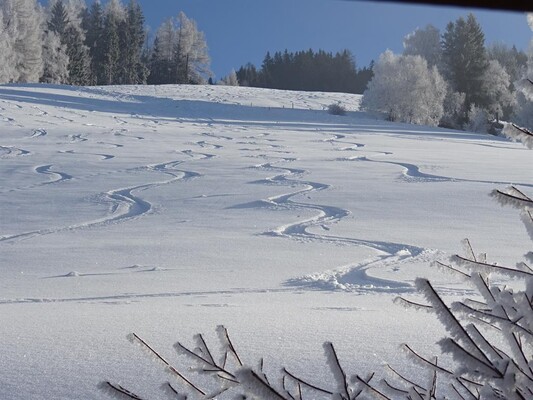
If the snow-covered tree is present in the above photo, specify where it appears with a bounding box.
[487,42,528,86]
[40,29,68,83]
[148,18,175,84]
[218,69,239,86]
[1,0,44,83]
[440,90,466,129]
[46,0,91,85]
[480,59,514,121]
[148,12,211,85]
[403,24,441,68]
[174,11,210,84]
[512,14,533,132]
[0,9,17,83]
[362,50,446,126]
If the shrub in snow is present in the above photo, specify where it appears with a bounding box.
[327,102,347,116]
[362,50,446,126]
[101,88,533,400]
[465,105,489,133]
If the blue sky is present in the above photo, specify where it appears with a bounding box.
[51,1,532,79]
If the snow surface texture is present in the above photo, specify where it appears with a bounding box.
[0,84,530,399]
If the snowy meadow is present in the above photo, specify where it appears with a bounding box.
[0,84,531,399]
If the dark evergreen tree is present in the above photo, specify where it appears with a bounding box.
[354,61,374,93]
[118,0,148,84]
[236,63,259,87]
[441,14,489,116]
[64,25,91,85]
[237,48,371,94]
[83,0,105,85]
[47,0,91,86]
[48,0,69,37]
[102,11,120,85]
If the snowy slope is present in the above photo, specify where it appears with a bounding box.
[0,84,530,399]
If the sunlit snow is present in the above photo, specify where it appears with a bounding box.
[0,84,530,399]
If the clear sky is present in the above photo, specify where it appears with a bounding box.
[51,0,533,79]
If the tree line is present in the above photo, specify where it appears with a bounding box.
[236,49,374,94]
[362,13,531,133]
[0,0,211,86]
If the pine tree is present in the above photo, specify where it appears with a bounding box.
[101,0,124,85]
[64,24,90,85]
[83,0,105,85]
[118,0,147,84]
[48,0,69,36]
[47,0,91,86]
[441,14,488,119]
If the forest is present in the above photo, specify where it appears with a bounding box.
[0,0,531,133]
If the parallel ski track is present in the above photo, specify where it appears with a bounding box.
[0,160,201,244]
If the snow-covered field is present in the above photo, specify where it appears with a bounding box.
[0,84,530,399]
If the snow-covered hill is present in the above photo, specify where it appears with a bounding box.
[0,84,529,399]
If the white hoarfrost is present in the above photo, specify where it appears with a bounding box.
[362,50,446,126]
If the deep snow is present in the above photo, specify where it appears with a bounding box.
[0,84,530,399]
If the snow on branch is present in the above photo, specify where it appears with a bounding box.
[503,123,533,149]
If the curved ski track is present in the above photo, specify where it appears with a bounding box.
[345,156,533,188]
[34,164,73,184]
[0,160,201,244]
[232,157,428,293]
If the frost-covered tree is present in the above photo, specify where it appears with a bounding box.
[1,0,44,82]
[487,43,528,86]
[512,15,533,132]
[46,0,91,85]
[0,9,17,83]
[440,90,466,130]
[148,18,175,84]
[403,24,441,68]
[148,12,211,85]
[480,59,514,121]
[362,50,446,126]
[218,69,239,86]
[40,29,69,83]
[47,0,69,36]
[174,11,210,84]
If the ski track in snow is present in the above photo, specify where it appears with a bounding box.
[59,149,115,160]
[341,156,533,188]
[0,145,31,157]
[0,160,201,244]
[231,157,429,293]
[34,164,73,184]
[30,128,47,138]
[0,287,294,305]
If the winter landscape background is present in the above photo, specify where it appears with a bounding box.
[1,0,533,398]
[1,83,531,399]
